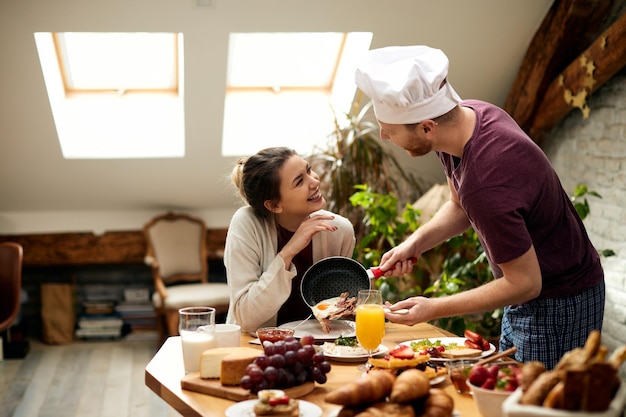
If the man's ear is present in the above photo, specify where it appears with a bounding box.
[264,200,283,214]
[422,119,438,133]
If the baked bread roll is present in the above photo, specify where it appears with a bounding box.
[520,361,545,392]
[389,369,430,403]
[520,371,560,406]
[423,388,454,417]
[355,402,416,417]
[325,370,396,406]
[542,381,564,409]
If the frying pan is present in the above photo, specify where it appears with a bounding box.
[300,256,371,307]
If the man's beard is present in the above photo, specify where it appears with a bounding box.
[407,140,432,157]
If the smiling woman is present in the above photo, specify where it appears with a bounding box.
[223,147,356,333]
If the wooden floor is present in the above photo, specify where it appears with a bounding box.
[0,338,182,417]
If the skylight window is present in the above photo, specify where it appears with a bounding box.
[55,32,179,93]
[222,32,372,157]
[35,32,184,159]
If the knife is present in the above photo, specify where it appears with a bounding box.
[366,257,418,279]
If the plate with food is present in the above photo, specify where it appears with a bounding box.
[366,344,448,383]
[320,336,389,362]
[225,398,322,417]
[308,292,358,334]
[399,337,495,361]
[278,319,356,341]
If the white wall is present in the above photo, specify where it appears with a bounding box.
[0,0,553,235]
[542,68,626,378]
[0,209,236,235]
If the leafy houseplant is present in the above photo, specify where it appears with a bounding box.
[570,185,615,257]
[348,185,425,300]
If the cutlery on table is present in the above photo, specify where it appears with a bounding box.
[289,314,313,331]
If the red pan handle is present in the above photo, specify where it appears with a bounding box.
[369,257,418,279]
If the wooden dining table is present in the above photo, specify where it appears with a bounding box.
[145,322,484,417]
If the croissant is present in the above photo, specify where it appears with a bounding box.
[325,370,396,406]
[389,369,430,403]
[423,388,454,417]
[334,405,367,417]
[356,402,416,417]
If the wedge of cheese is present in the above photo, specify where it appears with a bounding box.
[200,346,260,385]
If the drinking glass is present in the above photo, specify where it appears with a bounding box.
[446,359,473,394]
[179,306,216,373]
[355,289,385,370]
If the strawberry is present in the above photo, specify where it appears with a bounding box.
[268,395,290,406]
[487,364,500,380]
[481,377,496,390]
[468,364,490,387]
[389,344,415,359]
[496,375,518,392]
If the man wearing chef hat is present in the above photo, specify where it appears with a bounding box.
[355,45,605,370]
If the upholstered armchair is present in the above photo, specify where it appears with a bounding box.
[143,212,230,340]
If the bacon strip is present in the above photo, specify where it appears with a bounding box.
[312,292,357,334]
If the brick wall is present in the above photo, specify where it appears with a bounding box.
[542,67,626,377]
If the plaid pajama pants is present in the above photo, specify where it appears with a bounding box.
[499,282,605,370]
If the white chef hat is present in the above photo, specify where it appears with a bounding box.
[355,45,462,124]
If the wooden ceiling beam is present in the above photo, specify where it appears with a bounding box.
[530,12,626,141]
[0,229,228,266]
[503,0,618,139]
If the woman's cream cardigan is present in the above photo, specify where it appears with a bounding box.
[224,207,355,333]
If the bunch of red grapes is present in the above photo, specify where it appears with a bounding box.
[240,334,331,393]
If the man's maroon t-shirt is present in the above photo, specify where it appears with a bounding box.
[437,100,603,299]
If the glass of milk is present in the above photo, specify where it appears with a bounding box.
[179,306,216,374]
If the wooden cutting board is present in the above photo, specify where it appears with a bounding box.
[180,373,315,402]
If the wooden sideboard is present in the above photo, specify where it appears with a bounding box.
[0,228,229,340]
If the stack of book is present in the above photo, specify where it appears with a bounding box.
[75,313,124,339]
[75,286,124,339]
[116,288,159,341]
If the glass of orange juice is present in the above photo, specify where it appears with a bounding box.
[355,289,385,369]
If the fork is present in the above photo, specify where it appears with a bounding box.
[289,314,313,331]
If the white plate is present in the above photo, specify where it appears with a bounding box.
[225,399,322,417]
[323,344,389,362]
[278,319,356,341]
[400,337,496,361]
[430,375,447,385]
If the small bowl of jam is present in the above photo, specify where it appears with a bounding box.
[256,327,295,344]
